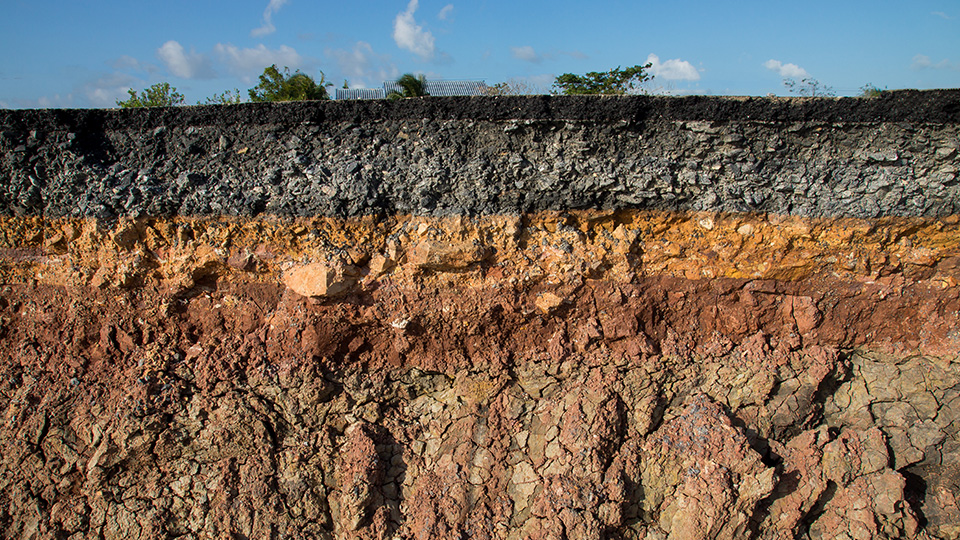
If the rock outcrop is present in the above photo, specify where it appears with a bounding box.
[1,92,958,539]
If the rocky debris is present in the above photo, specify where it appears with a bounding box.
[333,423,391,539]
[2,95,960,220]
[285,261,359,298]
[824,352,960,538]
[407,239,490,271]
[534,292,565,314]
[809,428,920,539]
[639,395,777,540]
[757,425,927,540]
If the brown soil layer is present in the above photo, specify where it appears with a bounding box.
[1,211,959,539]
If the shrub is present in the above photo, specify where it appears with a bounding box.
[248,65,331,102]
[783,77,836,97]
[859,83,885,98]
[116,82,185,108]
[552,64,653,95]
[201,89,243,105]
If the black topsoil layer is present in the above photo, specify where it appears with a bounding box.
[4,90,960,128]
[1,91,959,218]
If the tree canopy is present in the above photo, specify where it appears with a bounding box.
[387,73,429,100]
[248,65,331,102]
[552,64,653,95]
[116,82,185,108]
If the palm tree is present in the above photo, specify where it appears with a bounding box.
[387,73,429,100]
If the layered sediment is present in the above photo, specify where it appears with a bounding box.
[1,92,959,539]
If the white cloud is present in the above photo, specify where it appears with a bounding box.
[511,46,541,63]
[9,95,76,109]
[932,11,952,20]
[112,55,160,75]
[911,54,960,71]
[251,0,289,37]
[37,94,76,108]
[327,41,399,88]
[764,59,809,78]
[157,40,215,79]
[113,55,142,71]
[83,72,143,107]
[646,53,700,81]
[214,43,304,81]
[393,0,436,60]
[510,47,585,64]
[438,4,454,20]
[912,54,933,69]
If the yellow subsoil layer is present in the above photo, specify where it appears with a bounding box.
[1,211,956,292]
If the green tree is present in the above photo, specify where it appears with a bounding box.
[552,64,653,95]
[248,65,331,102]
[387,73,429,100]
[200,89,243,105]
[783,77,836,97]
[116,82,185,108]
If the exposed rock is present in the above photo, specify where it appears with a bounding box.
[1,95,959,538]
[534,292,564,314]
[334,423,388,538]
[284,261,358,298]
[640,395,776,540]
[408,239,489,271]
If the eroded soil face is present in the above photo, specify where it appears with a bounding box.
[1,211,959,539]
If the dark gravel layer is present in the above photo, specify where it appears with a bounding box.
[3,90,960,128]
[1,91,958,218]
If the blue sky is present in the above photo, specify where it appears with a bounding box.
[1,0,958,108]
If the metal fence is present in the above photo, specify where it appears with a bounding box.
[336,80,488,100]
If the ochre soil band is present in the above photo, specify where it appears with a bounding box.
[3,210,959,283]
[2,210,959,539]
